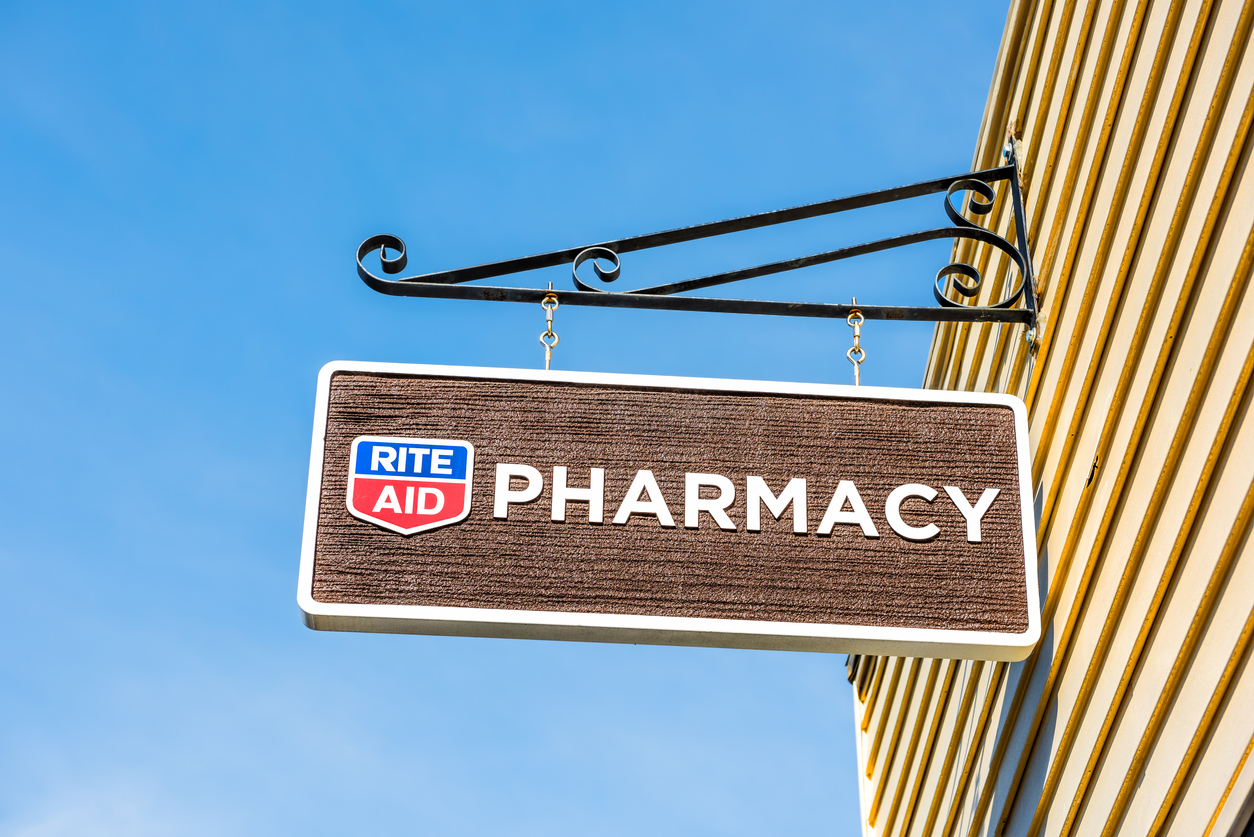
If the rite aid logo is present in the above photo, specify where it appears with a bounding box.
[346,437,474,535]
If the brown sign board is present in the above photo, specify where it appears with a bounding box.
[298,362,1040,660]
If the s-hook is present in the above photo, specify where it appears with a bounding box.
[847,298,865,386]
[539,282,559,370]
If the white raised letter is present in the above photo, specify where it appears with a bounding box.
[493,463,543,519]
[552,466,605,523]
[417,487,445,515]
[746,476,807,533]
[373,484,402,513]
[817,480,879,537]
[943,486,1000,542]
[885,484,940,541]
[685,473,737,530]
[371,446,397,472]
[612,469,675,527]
[409,447,430,472]
[431,448,454,475]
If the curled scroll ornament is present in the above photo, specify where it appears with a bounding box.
[571,247,622,291]
[934,179,1028,310]
[358,233,410,275]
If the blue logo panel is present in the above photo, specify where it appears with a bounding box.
[353,439,469,480]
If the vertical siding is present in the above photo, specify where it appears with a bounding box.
[852,1,1254,835]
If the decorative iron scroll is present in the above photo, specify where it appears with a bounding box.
[356,159,1038,328]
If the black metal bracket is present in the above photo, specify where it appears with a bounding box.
[356,157,1038,329]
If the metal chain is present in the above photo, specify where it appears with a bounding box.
[539,283,559,370]
[846,297,865,386]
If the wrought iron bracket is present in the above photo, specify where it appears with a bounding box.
[357,158,1038,329]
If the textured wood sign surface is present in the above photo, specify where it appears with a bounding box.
[298,362,1040,660]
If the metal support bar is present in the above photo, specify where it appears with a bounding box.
[356,160,1037,329]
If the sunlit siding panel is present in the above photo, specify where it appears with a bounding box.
[851,1,1254,835]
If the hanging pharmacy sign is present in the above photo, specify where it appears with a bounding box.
[298,362,1040,661]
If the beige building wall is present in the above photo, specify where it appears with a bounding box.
[850,0,1254,835]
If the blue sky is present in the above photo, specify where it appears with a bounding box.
[0,3,1006,834]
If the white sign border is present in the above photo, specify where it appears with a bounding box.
[298,361,1041,661]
